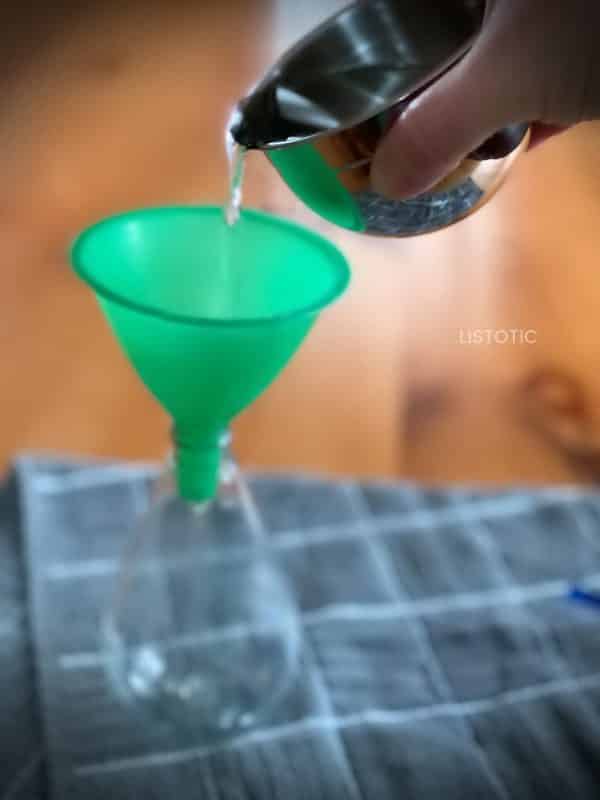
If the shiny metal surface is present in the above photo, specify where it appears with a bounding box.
[234,0,485,149]
[231,0,530,237]
[352,128,530,235]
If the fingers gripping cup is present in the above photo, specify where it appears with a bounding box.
[230,0,530,237]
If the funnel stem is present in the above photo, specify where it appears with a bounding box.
[173,427,223,503]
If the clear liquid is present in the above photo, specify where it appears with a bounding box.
[212,135,247,318]
[225,136,246,227]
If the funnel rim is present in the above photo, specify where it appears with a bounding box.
[70,205,350,328]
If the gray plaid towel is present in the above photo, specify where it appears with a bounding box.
[0,470,45,799]
[4,456,600,799]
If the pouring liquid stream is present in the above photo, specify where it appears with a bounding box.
[225,137,247,227]
[212,136,247,317]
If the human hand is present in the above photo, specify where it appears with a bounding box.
[372,0,600,199]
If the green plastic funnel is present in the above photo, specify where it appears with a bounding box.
[70,206,350,502]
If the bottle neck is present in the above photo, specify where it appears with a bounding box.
[171,427,227,504]
[164,430,263,540]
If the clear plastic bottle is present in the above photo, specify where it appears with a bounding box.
[102,434,301,742]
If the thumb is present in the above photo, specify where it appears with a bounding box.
[371,32,530,200]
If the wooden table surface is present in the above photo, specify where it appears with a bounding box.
[2,1,600,488]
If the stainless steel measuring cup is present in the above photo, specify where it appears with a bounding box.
[230,0,530,237]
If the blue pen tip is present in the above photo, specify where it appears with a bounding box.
[569,586,600,608]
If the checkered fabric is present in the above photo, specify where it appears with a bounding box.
[0,470,45,799]
[4,456,600,799]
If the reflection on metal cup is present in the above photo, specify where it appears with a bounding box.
[232,0,530,237]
